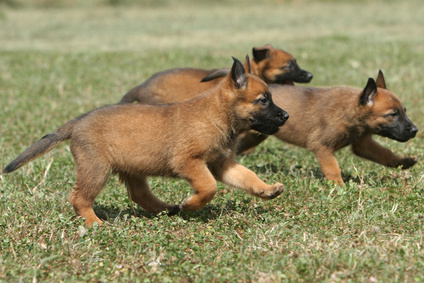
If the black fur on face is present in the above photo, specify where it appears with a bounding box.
[250,91,289,135]
[377,108,418,142]
[273,60,313,84]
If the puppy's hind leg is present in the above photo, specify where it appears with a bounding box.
[119,173,180,216]
[69,163,110,228]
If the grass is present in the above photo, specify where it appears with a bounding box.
[1,0,424,281]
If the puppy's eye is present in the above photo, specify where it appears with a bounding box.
[258,97,268,104]
[386,109,399,117]
[280,61,293,70]
[257,93,269,104]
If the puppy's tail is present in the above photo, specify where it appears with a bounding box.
[201,68,231,82]
[3,116,84,174]
[119,87,140,104]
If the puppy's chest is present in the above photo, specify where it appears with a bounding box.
[332,125,367,150]
[204,135,236,161]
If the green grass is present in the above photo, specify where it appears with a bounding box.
[1,0,424,281]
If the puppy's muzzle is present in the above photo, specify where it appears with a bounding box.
[304,72,313,82]
[276,110,289,126]
[409,125,418,138]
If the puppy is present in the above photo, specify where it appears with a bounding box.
[236,71,418,184]
[3,57,288,227]
[119,44,312,104]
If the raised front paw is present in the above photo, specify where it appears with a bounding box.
[398,156,418,169]
[261,182,285,199]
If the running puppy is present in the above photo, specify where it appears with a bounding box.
[3,57,288,227]
[119,44,313,104]
[237,71,418,184]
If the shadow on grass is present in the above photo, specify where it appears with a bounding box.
[93,198,278,225]
[251,155,373,185]
[91,164,380,225]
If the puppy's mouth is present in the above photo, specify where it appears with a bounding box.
[252,123,281,135]
[377,128,418,143]
[273,70,313,84]
[384,135,412,143]
[251,115,289,135]
[250,105,289,135]
[296,71,314,83]
[274,80,294,86]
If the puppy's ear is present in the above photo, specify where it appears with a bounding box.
[359,78,378,106]
[231,56,248,89]
[252,44,272,62]
[375,69,387,89]
[243,54,251,74]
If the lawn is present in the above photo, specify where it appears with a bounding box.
[1,0,424,281]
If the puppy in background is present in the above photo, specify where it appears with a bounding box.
[119,44,313,104]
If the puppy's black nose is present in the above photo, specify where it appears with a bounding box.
[307,73,313,81]
[276,111,289,124]
[411,126,418,135]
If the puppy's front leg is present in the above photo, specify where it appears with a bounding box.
[210,158,283,199]
[313,147,344,185]
[176,160,218,211]
[351,135,417,169]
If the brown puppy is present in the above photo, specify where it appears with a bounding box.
[237,71,418,184]
[119,44,313,104]
[3,57,288,227]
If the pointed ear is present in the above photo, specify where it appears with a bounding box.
[375,69,386,89]
[231,56,248,90]
[252,44,272,62]
[359,78,378,106]
[243,54,251,74]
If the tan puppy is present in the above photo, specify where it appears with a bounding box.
[119,44,313,104]
[236,71,418,184]
[3,57,288,227]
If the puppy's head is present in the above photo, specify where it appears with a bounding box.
[227,56,289,135]
[252,44,313,84]
[360,70,418,142]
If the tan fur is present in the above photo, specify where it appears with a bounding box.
[3,57,286,227]
[236,71,418,184]
[119,44,312,104]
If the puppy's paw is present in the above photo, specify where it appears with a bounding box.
[167,205,181,216]
[265,182,285,199]
[399,156,418,169]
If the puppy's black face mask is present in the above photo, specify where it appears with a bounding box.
[272,60,313,84]
[250,92,289,135]
[377,108,418,142]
